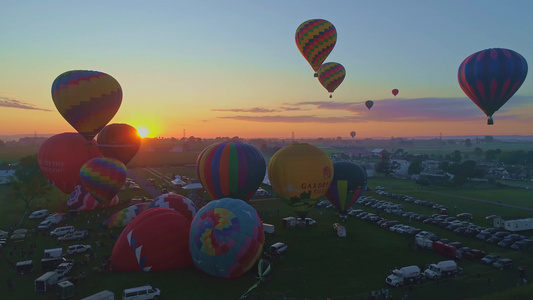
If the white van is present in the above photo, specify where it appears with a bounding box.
[122,285,161,300]
[44,247,63,258]
[50,226,74,237]
[270,242,288,254]
[81,290,114,300]
[29,209,49,219]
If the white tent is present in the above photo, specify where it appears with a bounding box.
[181,183,204,190]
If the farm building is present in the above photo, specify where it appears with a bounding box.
[0,169,15,184]
[493,217,533,232]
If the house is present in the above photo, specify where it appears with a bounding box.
[493,217,533,232]
[0,169,15,184]
[390,159,410,177]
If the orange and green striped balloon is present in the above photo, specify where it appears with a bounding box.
[295,19,337,76]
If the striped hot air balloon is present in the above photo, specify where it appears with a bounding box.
[80,157,127,204]
[317,62,345,98]
[295,19,337,77]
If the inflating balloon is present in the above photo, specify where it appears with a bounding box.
[325,161,367,216]
[365,100,374,110]
[268,143,333,218]
[51,70,122,141]
[189,198,264,278]
[197,141,266,202]
[103,203,151,228]
[111,208,193,271]
[67,185,119,211]
[317,62,345,98]
[80,157,127,204]
[97,123,141,165]
[458,48,528,125]
[295,19,337,77]
[147,193,198,220]
[38,133,102,194]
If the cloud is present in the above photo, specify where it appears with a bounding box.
[213,95,533,124]
[211,107,280,113]
[0,97,53,111]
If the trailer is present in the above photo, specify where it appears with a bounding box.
[35,271,59,292]
[282,217,296,229]
[263,223,275,234]
[80,290,114,300]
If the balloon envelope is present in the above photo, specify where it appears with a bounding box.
[103,203,151,228]
[67,185,119,211]
[295,19,337,74]
[365,100,374,110]
[38,133,102,194]
[350,131,356,138]
[197,141,266,202]
[268,143,333,218]
[189,198,264,278]
[80,157,127,204]
[317,62,345,97]
[325,162,367,215]
[458,48,528,124]
[147,193,198,220]
[97,123,141,165]
[111,208,193,271]
[392,89,399,96]
[51,70,122,141]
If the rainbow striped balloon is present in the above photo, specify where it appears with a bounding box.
[51,70,122,141]
[317,62,345,97]
[189,198,264,278]
[197,141,266,202]
[80,157,127,204]
[103,202,151,228]
[295,19,337,74]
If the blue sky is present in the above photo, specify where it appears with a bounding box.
[1,1,532,138]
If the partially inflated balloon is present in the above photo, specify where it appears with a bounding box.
[365,100,374,110]
[67,185,119,211]
[458,48,528,125]
[80,157,127,204]
[317,62,345,98]
[326,161,367,215]
[97,123,141,165]
[295,19,337,76]
[268,143,333,218]
[197,141,266,202]
[51,70,122,141]
[392,89,399,96]
[111,208,193,271]
[38,133,102,194]
[189,198,264,278]
[147,193,198,220]
[103,203,151,228]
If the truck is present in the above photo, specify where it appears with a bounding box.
[44,248,63,258]
[416,237,434,249]
[35,271,59,292]
[263,223,275,234]
[385,265,421,288]
[423,260,463,279]
[282,217,296,229]
[432,241,462,260]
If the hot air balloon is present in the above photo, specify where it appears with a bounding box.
[458,48,528,125]
[111,208,193,271]
[268,143,333,218]
[197,141,266,202]
[317,62,345,98]
[365,100,374,110]
[67,185,119,211]
[51,70,122,141]
[392,89,399,97]
[97,123,141,165]
[350,131,356,138]
[325,162,367,216]
[103,202,151,228]
[38,133,102,194]
[80,157,127,204]
[295,19,337,77]
[147,193,198,220]
[189,198,264,278]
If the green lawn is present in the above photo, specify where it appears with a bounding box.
[2,171,533,299]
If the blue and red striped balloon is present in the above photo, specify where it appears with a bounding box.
[458,48,528,124]
[196,141,266,202]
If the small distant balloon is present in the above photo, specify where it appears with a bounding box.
[392,89,399,97]
[365,100,374,110]
[350,131,356,138]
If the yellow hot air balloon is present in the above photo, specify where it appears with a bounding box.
[268,143,333,218]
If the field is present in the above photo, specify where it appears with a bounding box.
[2,167,533,299]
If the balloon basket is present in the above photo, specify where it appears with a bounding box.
[314,72,318,78]
[487,117,494,125]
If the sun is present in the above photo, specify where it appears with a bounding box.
[136,127,149,138]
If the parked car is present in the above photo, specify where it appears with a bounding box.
[29,209,50,219]
[38,219,53,230]
[497,239,514,248]
[464,249,486,260]
[486,236,502,244]
[511,241,528,251]
[456,213,472,220]
[55,262,74,278]
[481,254,501,265]
[66,244,92,254]
[58,230,89,241]
[493,258,514,270]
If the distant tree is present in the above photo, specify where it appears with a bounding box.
[439,161,450,172]
[374,160,401,177]
[0,140,5,147]
[408,160,422,175]
[465,139,472,147]
[484,149,501,161]
[473,147,483,157]
[484,136,494,143]
[450,150,462,163]
[8,155,51,216]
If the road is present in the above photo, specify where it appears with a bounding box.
[126,168,170,199]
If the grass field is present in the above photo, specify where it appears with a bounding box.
[2,168,533,299]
